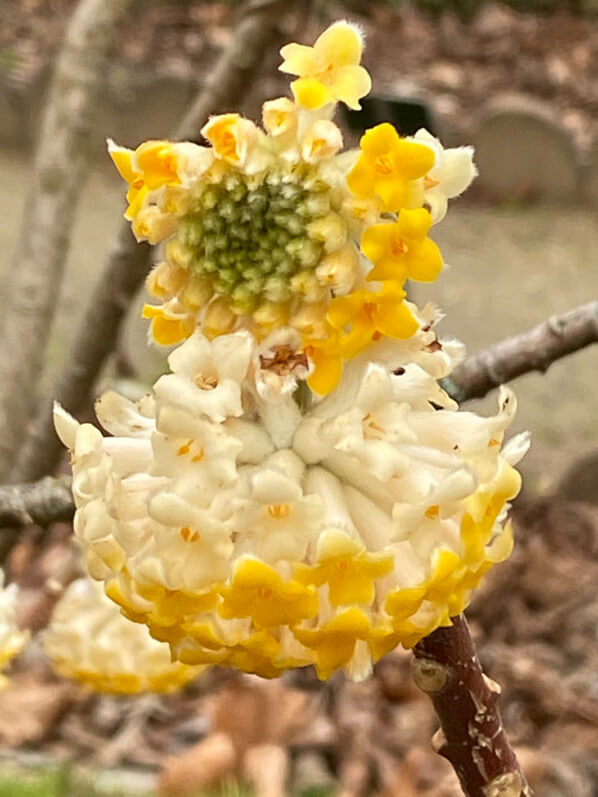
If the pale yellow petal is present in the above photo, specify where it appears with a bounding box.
[332,65,372,110]
[279,42,317,76]
[314,21,363,67]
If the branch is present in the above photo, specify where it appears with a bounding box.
[0,0,135,482]
[442,301,598,403]
[412,615,533,797]
[15,0,298,483]
[0,476,74,528]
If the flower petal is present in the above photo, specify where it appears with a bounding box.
[279,42,317,75]
[332,65,372,110]
[314,21,363,67]
[291,77,335,110]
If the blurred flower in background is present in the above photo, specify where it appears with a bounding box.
[44,577,198,694]
[0,569,28,689]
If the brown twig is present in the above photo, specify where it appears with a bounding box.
[0,0,135,482]
[0,476,74,528]
[442,301,598,403]
[412,615,533,797]
[15,0,298,483]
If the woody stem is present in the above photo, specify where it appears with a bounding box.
[412,614,533,797]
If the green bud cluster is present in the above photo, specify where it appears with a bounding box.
[176,173,326,312]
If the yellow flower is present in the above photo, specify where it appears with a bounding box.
[327,283,419,358]
[131,205,178,245]
[134,140,181,190]
[202,297,238,340]
[108,139,181,220]
[146,262,190,301]
[362,209,443,283]
[293,608,381,680]
[295,529,393,606]
[218,557,319,628]
[301,121,344,163]
[142,303,195,346]
[279,21,372,110]
[303,332,343,396]
[347,123,435,211]
[201,113,262,169]
[262,97,298,139]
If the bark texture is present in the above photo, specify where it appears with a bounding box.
[0,0,135,481]
[413,615,533,797]
[15,0,297,482]
[0,476,74,527]
[443,301,598,403]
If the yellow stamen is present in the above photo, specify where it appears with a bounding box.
[180,527,200,543]
[267,503,291,520]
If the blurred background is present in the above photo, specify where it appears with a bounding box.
[0,1,597,795]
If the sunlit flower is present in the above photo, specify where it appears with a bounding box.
[0,569,28,689]
[279,21,371,110]
[44,578,198,694]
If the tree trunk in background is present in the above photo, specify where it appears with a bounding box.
[14,0,299,483]
[0,0,135,481]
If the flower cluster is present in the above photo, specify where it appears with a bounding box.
[0,569,28,689]
[44,578,197,694]
[110,21,475,395]
[55,21,527,683]
[55,319,528,681]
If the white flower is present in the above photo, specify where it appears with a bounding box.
[231,454,325,562]
[0,570,28,687]
[412,128,477,224]
[44,578,198,694]
[154,330,254,423]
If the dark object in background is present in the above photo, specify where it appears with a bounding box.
[341,93,438,137]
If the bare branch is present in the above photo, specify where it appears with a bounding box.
[442,301,598,403]
[15,0,299,483]
[0,0,135,481]
[413,615,533,797]
[0,476,74,528]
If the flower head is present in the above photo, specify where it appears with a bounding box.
[58,20,524,685]
[54,328,527,682]
[110,22,473,394]
[44,578,198,694]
